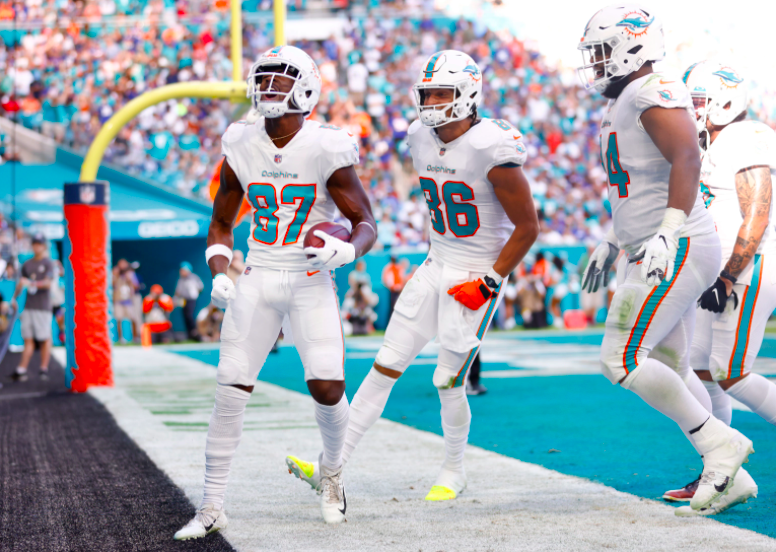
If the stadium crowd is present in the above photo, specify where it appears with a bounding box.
[1,1,615,249]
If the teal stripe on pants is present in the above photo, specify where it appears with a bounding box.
[729,254,762,378]
[623,238,689,374]
[453,283,502,388]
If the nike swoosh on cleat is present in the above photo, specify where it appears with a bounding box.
[339,493,347,515]
[203,521,215,532]
[714,478,730,492]
[659,236,668,247]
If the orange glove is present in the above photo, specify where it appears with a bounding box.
[448,279,492,310]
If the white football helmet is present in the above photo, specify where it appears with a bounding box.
[683,61,747,134]
[577,4,665,94]
[412,50,482,128]
[246,45,322,119]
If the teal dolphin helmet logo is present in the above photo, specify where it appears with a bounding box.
[712,69,743,88]
[616,12,655,36]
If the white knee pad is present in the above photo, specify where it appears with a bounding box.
[375,319,426,373]
[433,348,474,389]
[599,335,626,385]
[433,365,459,389]
[217,341,255,387]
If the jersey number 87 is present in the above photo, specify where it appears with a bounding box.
[247,183,316,245]
[419,177,480,238]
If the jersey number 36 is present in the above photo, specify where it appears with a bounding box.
[419,177,480,237]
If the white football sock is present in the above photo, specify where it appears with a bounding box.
[677,366,712,413]
[342,367,397,464]
[726,373,776,425]
[438,386,471,472]
[622,358,710,433]
[202,384,250,509]
[315,393,350,472]
[702,379,732,425]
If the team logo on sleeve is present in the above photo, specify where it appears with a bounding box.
[274,154,282,164]
[658,90,676,102]
[616,11,654,37]
[712,67,744,89]
[515,143,527,154]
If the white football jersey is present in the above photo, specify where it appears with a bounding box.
[599,72,715,255]
[221,118,359,271]
[408,118,527,271]
[700,120,776,285]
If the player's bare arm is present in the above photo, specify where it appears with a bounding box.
[721,165,773,293]
[206,159,243,276]
[641,106,702,216]
[488,164,540,277]
[635,106,702,285]
[326,165,377,259]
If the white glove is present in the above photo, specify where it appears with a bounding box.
[304,230,356,271]
[637,208,687,287]
[211,273,235,309]
[581,229,619,293]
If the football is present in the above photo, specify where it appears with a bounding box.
[303,222,351,255]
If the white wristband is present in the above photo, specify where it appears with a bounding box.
[206,244,234,265]
[486,267,504,286]
[660,207,688,234]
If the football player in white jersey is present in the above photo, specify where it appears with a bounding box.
[662,61,776,516]
[578,5,753,512]
[285,50,539,503]
[174,46,376,539]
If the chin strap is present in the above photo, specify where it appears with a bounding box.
[246,108,261,123]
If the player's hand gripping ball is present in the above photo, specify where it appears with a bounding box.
[448,279,492,310]
[303,222,354,271]
[211,273,235,309]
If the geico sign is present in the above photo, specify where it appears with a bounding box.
[138,220,200,238]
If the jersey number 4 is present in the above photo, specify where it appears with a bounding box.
[419,177,480,237]
[246,183,316,245]
[604,133,630,198]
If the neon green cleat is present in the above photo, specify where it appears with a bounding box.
[425,485,458,501]
[425,467,466,501]
[286,453,322,494]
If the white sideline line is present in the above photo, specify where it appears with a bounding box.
[89,347,776,552]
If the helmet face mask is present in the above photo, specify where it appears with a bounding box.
[412,50,482,128]
[246,46,321,119]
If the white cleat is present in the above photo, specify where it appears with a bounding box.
[675,467,758,517]
[286,453,322,494]
[425,467,467,501]
[690,418,754,511]
[173,503,228,540]
[320,465,347,525]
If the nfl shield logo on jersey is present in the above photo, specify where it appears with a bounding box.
[440,148,446,157]
[274,154,282,164]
